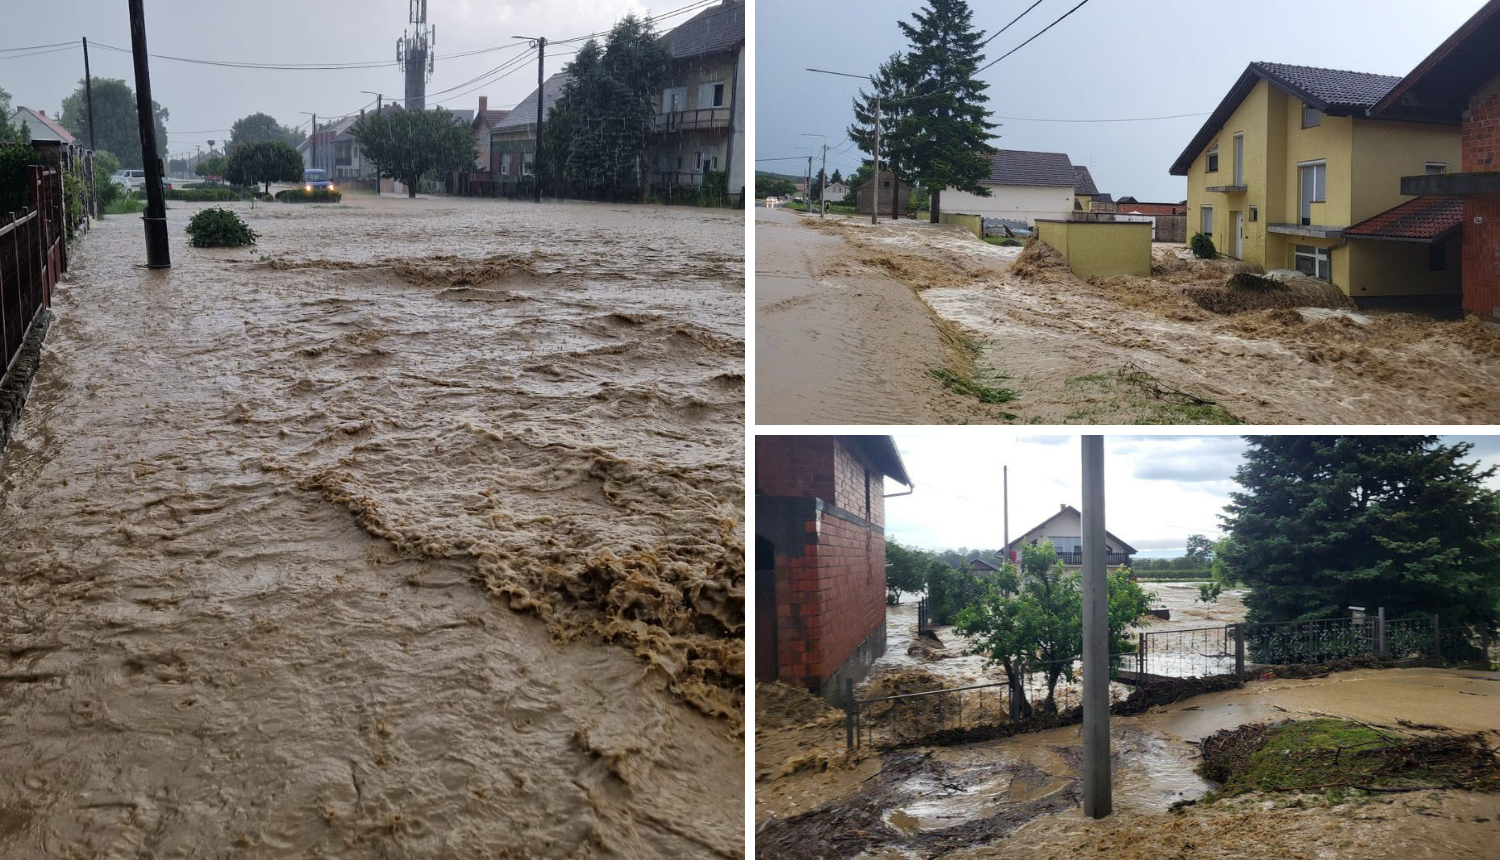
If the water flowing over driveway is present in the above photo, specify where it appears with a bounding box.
[0,195,745,858]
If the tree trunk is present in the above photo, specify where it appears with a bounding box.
[930,188,941,224]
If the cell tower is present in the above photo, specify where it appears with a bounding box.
[397,0,435,110]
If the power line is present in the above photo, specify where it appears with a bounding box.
[994,111,1210,123]
[87,39,532,71]
[975,0,1092,77]
[0,40,79,52]
[0,44,80,61]
[980,0,1046,47]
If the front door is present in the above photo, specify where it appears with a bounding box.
[1233,211,1244,259]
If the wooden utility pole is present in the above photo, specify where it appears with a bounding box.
[127,0,169,268]
[82,36,97,216]
[1081,435,1112,819]
[513,35,547,203]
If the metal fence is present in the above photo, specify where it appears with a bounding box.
[846,655,1133,750]
[2,165,64,377]
[848,609,1491,750]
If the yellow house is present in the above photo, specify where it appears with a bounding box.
[1170,62,1462,302]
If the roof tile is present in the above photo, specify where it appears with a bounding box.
[1345,195,1462,240]
[986,149,1075,187]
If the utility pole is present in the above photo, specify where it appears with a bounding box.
[872,95,881,225]
[301,112,318,173]
[1081,435,1112,819]
[1003,465,1009,567]
[805,156,812,214]
[127,0,168,268]
[83,36,97,215]
[514,35,546,203]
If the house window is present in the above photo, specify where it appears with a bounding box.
[698,81,726,109]
[1294,244,1331,281]
[1233,133,1244,185]
[1303,104,1322,127]
[1201,205,1214,237]
[1429,242,1446,271]
[1248,205,1258,222]
[1206,144,1219,173]
[499,155,509,176]
[1049,537,1082,555]
[522,152,534,176]
[660,86,687,114]
[1299,161,1326,225]
[1425,162,1446,175]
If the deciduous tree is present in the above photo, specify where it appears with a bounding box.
[229,112,304,151]
[59,77,168,168]
[350,108,472,198]
[225,140,303,193]
[1221,436,1500,630]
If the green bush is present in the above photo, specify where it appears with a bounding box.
[186,207,258,248]
[62,169,84,239]
[1190,232,1217,259]
[0,143,42,214]
[93,150,121,211]
[165,187,249,202]
[273,188,341,203]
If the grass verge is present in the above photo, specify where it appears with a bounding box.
[1198,718,1500,802]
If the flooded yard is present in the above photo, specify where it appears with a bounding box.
[0,195,744,857]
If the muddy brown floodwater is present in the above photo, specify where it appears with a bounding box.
[758,213,1500,425]
[0,195,744,858]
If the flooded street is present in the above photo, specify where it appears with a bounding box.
[756,213,1500,424]
[0,195,744,857]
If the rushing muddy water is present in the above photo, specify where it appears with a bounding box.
[0,196,744,857]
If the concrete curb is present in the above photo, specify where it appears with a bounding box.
[0,309,53,458]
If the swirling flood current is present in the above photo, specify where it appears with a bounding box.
[0,195,745,858]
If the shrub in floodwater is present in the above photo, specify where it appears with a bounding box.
[186,207,258,248]
[1190,232,1218,259]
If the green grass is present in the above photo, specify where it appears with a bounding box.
[1063,371,1240,425]
[929,368,1016,404]
[103,197,145,215]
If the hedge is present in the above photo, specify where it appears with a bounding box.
[273,188,341,203]
[165,187,251,202]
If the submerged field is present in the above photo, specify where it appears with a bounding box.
[0,195,745,857]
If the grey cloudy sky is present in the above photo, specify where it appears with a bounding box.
[756,0,1487,201]
[1,0,665,159]
[885,435,1500,557]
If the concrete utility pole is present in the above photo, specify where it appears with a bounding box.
[127,0,169,268]
[514,35,546,203]
[300,112,318,173]
[806,156,813,213]
[799,133,827,217]
[805,68,883,224]
[1080,435,1112,819]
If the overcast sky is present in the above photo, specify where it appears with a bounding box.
[884,435,1500,557]
[1,0,664,159]
[756,0,1487,201]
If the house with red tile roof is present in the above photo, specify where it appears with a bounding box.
[6,107,74,145]
[1374,0,1500,319]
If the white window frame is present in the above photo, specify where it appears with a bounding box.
[1294,244,1331,281]
[1425,162,1446,175]
[1201,205,1214,237]
[1299,160,1326,224]
[1303,104,1322,128]
[661,86,687,114]
[698,81,726,109]
[1233,133,1244,185]
[1206,144,1219,173]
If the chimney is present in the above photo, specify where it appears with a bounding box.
[37,109,44,116]
[1061,503,1068,511]
[478,96,488,114]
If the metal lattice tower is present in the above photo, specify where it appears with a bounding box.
[396,0,435,110]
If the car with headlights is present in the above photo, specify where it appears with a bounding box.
[302,169,334,192]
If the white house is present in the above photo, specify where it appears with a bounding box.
[6,107,74,144]
[942,149,1078,225]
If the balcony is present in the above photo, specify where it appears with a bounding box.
[1055,552,1133,567]
[1267,223,1344,239]
[1205,183,1247,194]
[1401,171,1500,196]
[654,107,731,134]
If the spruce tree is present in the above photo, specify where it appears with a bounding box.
[1221,436,1500,631]
[846,53,913,218]
[895,0,998,222]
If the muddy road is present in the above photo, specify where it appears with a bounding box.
[756,668,1500,859]
[756,213,1500,424]
[0,195,744,858]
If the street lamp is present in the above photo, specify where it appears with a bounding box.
[807,67,881,225]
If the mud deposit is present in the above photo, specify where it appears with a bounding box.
[0,196,744,858]
[756,668,1500,859]
[789,216,1500,424]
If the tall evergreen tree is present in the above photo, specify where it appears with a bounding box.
[894,0,998,222]
[1221,436,1500,630]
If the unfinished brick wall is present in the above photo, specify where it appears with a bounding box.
[1461,73,1500,317]
[758,437,890,699]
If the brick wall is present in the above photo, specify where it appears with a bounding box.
[755,436,836,499]
[1461,73,1500,317]
[758,436,890,693]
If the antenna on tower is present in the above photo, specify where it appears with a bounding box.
[398,0,434,109]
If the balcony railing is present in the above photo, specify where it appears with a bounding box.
[1054,552,1132,566]
[654,107,731,133]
